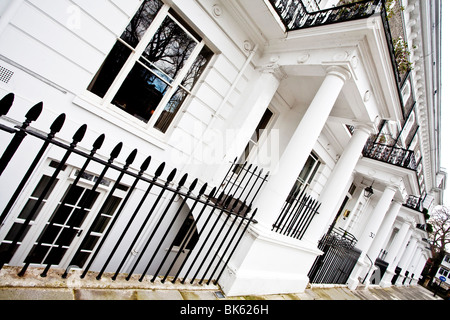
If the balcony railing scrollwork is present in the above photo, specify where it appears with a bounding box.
[269,0,382,30]
[268,0,408,118]
[362,141,417,171]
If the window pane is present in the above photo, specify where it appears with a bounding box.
[112,63,169,123]
[141,16,197,81]
[120,0,164,48]
[88,41,132,98]
[67,208,89,228]
[4,223,31,242]
[18,199,45,221]
[61,185,84,205]
[44,247,67,265]
[31,176,58,200]
[298,155,318,183]
[154,87,188,133]
[181,46,213,91]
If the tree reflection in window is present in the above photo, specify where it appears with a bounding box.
[87,0,213,132]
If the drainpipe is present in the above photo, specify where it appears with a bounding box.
[207,44,259,133]
[180,44,259,172]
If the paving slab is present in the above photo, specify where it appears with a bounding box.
[0,287,74,300]
[0,266,441,300]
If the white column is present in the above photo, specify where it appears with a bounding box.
[357,186,397,255]
[366,201,403,263]
[411,254,427,286]
[407,247,423,285]
[302,125,373,243]
[396,236,418,286]
[254,66,351,228]
[226,69,282,162]
[347,185,397,289]
[379,220,411,287]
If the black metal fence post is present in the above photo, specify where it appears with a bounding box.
[153,182,207,283]
[0,100,42,176]
[80,149,138,279]
[124,169,178,281]
[1,123,87,271]
[0,113,66,227]
[39,134,106,278]
[95,155,151,280]
[163,186,216,283]
[144,176,197,282]
[110,162,166,281]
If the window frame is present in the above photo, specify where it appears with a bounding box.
[0,160,127,270]
[84,1,213,137]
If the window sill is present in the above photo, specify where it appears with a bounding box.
[72,94,168,151]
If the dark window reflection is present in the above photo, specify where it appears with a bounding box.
[87,0,213,131]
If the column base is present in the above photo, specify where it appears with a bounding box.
[395,275,406,286]
[379,269,395,288]
[347,258,370,290]
[218,224,322,297]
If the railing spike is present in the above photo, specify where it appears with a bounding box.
[72,124,87,143]
[167,168,177,182]
[237,200,247,213]
[224,194,234,208]
[155,162,165,177]
[188,178,198,191]
[49,114,66,134]
[125,149,138,165]
[110,142,123,159]
[199,183,208,195]
[93,134,105,150]
[0,93,14,116]
[208,187,217,198]
[217,191,225,202]
[140,156,151,172]
[25,102,43,123]
[178,173,188,187]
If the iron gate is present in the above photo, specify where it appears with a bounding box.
[308,228,361,285]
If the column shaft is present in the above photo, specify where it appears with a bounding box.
[254,66,351,228]
[357,186,397,255]
[303,125,372,243]
[366,201,402,262]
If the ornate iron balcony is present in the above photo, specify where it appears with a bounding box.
[269,0,382,30]
[268,0,406,109]
[362,140,417,171]
[404,195,423,212]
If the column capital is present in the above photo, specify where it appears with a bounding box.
[353,123,376,135]
[325,65,352,82]
[256,63,288,81]
[385,185,398,193]
[391,200,404,206]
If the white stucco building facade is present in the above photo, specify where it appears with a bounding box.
[0,0,445,296]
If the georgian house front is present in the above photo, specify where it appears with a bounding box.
[0,0,445,296]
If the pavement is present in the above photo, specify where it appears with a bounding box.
[0,266,442,301]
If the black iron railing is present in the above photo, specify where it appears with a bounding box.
[308,228,361,284]
[0,92,260,286]
[362,140,417,170]
[272,183,321,241]
[214,159,269,214]
[269,0,381,30]
[268,0,408,120]
[404,195,423,212]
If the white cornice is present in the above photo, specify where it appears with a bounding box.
[401,0,441,197]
